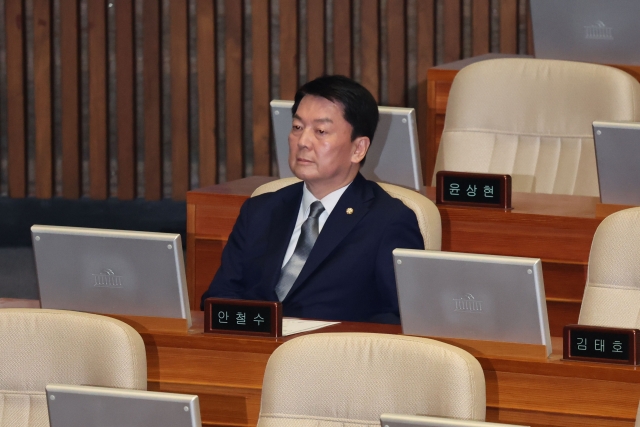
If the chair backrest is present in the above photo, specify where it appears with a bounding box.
[0,309,147,427]
[579,207,640,328]
[433,58,640,196]
[257,333,486,427]
[251,178,441,250]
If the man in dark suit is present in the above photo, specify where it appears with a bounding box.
[201,75,424,323]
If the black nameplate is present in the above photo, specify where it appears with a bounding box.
[436,171,512,209]
[563,324,640,365]
[204,298,282,337]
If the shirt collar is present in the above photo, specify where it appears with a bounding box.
[302,181,351,217]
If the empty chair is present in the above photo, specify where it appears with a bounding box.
[579,207,640,327]
[257,333,486,426]
[0,309,147,427]
[252,178,441,250]
[433,58,640,196]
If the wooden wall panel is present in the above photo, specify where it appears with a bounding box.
[500,0,518,53]
[59,0,80,199]
[5,0,26,197]
[472,0,490,56]
[332,0,351,77]
[278,0,297,100]
[442,0,461,63]
[142,0,162,200]
[359,0,378,101]
[116,0,136,199]
[224,0,243,182]
[386,0,405,106]
[88,0,108,199]
[33,0,53,198]
[306,0,324,81]
[0,0,533,201]
[197,0,217,187]
[416,0,435,186]
[170,0,189,199]
[251,0,270,176]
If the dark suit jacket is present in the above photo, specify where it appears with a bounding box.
[200,173,424,323]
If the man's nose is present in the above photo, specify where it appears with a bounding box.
[297,128,313,148]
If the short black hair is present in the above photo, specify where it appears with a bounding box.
[291,75,379,143]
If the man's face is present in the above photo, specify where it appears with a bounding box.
[288,95,368,194]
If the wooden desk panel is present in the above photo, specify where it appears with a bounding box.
[425,54,640,185]
[4,299,640,427]
[142,313,640,427]
[187,178,601,337]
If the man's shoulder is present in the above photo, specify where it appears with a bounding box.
[244,180,303,209]
[363,179,416,216]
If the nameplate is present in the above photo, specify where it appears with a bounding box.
[435,171,511,209]
[563,324,640,365]
[204,298,282,337]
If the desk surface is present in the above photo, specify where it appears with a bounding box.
[4,299,638,427]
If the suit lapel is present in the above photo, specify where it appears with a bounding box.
[285,173,374,299]
[262,183,303,295]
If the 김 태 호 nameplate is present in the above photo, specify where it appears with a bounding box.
[563,324,640,365]
[435,171,512,209]
[204,298,283,337]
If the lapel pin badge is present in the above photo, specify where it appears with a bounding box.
[346,208,354,215]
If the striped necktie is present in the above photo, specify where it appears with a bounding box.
[275,201,325,301]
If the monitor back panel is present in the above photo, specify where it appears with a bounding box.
[32,225,190,323]
[593,121,640,205]
[381,413,528,427]
[393,249,551,354]
[270,100,423,191]
[47,384,201,427]
[530,0,640,65]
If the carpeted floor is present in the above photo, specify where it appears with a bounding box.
[0,247,39,299]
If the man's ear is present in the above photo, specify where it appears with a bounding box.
[351,137,371,164]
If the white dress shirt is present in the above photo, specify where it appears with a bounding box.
[281,182,351,267]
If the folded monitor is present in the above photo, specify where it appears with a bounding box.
[46,384,201,427]
[270,100,423,191]
[393,249,552,356]
[381,414,528,427]
[31,225,191,327]
[530,0,640,65]
[593,121,640,205]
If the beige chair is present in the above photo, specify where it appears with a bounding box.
[433,58,640,196]
[579,207,640,328]
[257,333,486,426]
[252,178,442,250]
[0,309,147,427]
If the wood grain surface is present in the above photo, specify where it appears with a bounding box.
[33,0,53,198]
[59,0,81,199]
[5,0,26,197]
[142,0,163,200]
[88,0,108,199]
[116,0,136,200]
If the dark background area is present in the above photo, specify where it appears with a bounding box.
[0,198,186,299]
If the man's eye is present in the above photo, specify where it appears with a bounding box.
[292,124,302,131]
[316,129,326,135]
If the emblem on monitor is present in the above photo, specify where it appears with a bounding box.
[92,269,123,288]
[584,21,613,40]
[454,294,482,313]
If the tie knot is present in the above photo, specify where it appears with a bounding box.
[309,201,325,218]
